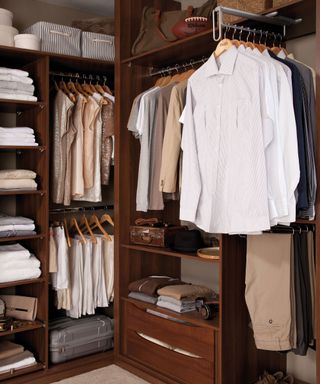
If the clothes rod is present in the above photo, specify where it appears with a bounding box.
[50,71,108,83]
[49,205,114,214]
[148,57,208,77]
[213,5,302,41]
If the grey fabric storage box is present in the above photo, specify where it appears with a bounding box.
[24,22,81,56]
[49,315,114,364]
[81,31,115,61]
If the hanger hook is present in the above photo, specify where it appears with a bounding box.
[239,27,243,41]
[278,33,283,47]
[246,28,251,42]
[272,32,277,47]
[231,25,236,40]
[253,28,256,44]
[258,30,263,44]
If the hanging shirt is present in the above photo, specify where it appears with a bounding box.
[180,47,269,234]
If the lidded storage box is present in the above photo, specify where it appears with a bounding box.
[81,31,115,61]
[24,22,81,56]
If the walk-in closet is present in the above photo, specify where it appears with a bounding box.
[0,0,317,383]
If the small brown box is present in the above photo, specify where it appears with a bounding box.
[130,225,186,248]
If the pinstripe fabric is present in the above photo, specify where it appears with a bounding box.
[24,22,81,56]
[180,46,270,234]
[81,32,115,62]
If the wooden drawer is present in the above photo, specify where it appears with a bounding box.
[122,300,215,384]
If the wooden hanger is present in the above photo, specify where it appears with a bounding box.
[80,214,97,244]
[100,213,114,227]
[214,38,233,58]
[70,216,86,244]
[63,218,72,248]
[89,214,112,241]
[59,78,76,102]
[67,78,80,96]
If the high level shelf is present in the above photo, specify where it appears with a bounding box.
[114,1,318,383]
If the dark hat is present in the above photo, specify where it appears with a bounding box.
[171,229,204,253]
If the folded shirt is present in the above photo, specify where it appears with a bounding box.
[0,179,37,190]
[0,213,34,226]
[128,276,186,297]
[3,255,40,270]
[0,169,36,179]
[158,295,195,306]
[0,350,36,373]
[0,81,34,93]
[0,230,36,238]
[0,243,31,260]
[157,300,196,313]
[0,127,34,134]
[0,67,29,78]
[0,267,41,283]
[157,284,217,301]
[128,291,158,305]
[0,93,37,102]
[0,74,33,85]
[0,224,35,232]
[0,88,34,96]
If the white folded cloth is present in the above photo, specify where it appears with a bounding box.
[0,179,37,190]
[0,213,34,226]
[0,267,41,283]
[0,170,36,179]
[0,224,35,232]
[157,300,196,313]
[0,67,29,77]
[0,243,30,260]
[0,74,33,84]
[0,81,34,93]
[0,88,34,96]
[0,350,36,374]
[0,137,36,144]
[158,295,196,306]
[3,255,40,270]
[0,142,38,147]
[0,132,35,138]
[0,127,34,134]
[0,93,37,102]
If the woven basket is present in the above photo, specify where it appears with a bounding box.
[218,0,273,23]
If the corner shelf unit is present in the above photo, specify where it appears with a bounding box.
[114,1,318,384]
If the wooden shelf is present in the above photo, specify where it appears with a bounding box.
[0,277,45,289]
[0,100,45,113]
[0,320,44,337]
[121,0,315,67]
[121,243,220,264]
[0,190,46,196]
[0,146,45,152]
[294,218,316,224]
[0,234,45,243]
[0,362,45,381]
[122,297,219,331]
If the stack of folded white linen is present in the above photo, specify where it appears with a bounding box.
[0,350,37,373]
[0,212,36,238]
[0,67,37,101]
[0,243,41,283]
[0,169,37,190]
[157,284,218,314]
[0,127,38,146]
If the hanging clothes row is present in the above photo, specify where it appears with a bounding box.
[52,74,115,206]
[245,226,315,356]
[49,214,114,319]
[128,30,316,234]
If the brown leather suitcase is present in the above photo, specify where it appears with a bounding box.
[130,225,186,248]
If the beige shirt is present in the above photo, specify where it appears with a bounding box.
[159,80,187,193]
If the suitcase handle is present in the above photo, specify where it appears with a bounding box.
[141,234,152,244]
[50,30,71,37]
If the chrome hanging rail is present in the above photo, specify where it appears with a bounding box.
[212,5,302,41]
[49,205,113,214]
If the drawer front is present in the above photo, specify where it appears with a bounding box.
[126,329,214,384]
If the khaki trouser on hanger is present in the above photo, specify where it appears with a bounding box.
[245,233,293,351]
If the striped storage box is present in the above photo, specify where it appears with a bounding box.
[81,31,115,61]
[24,22,81,56]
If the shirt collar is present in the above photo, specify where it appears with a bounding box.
[205,45,238,77]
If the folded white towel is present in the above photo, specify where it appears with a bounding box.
[0,267,41,283]
[0,138,36,144]
[0,170,36,179]
[0,127,34,134]
[0,132,35,138]
[157,301,196,313]
[0,243,30,260]
[0,88,34,96]
[3,255,40,270]
[0,213,34,226]
[0,75,33,84]
[0,179,37,190]
[0,142,38,147]
[0,68,29,77]
[0,350,36,373]
[0,224,35,232]
[0,93,37,102]
[0,80,34,93]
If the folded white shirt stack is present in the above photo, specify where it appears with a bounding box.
[0,169,37,190]
[0,67,37,102]
[0,127,38,146]
[0,243,41,283]
[0,350,37,373]
[0,212,36,237]
[157,296,196,313]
